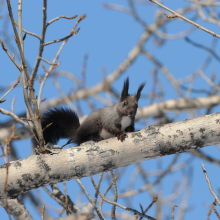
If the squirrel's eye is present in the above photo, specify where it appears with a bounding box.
[123,101,127,106]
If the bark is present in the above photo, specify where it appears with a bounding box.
[0,112,220,199]
[1,198,33,220]
[136,94,220,119]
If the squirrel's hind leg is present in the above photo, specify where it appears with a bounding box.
[87,134,103,142]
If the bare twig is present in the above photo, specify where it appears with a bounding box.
[38,62,60,108]
[38,56,59,66]
[185,37,220,62]
[199,71,220,91]
[149,0,220,39]
[65,197,69,216]
[53,77,82,116]
[44,29,80,46]
[43,186,78,214]
[207,205,212,220]
[202,163,220,206]
[31,0,47,84]
[98,175,118,213]
[110,170,118,220]
[145,195,158,213]
[47,15,77,26]
[0,38,21,70]
[40,6,196,110]
[0,202,11,220]
[44,14,86,46]
[104,3,131,14]
[41,205,45,220]
[212,204,220,219]
[94,172,103,205]
[171,205,178,220]
[11,96,15,113]
[91,176,155,220]
[6,0,45,150]
[0,108,29,129]
[141,49,183,97]
[0,76,20,102]
[63,182,69,216]
[76,179,105,220]
[14,19,41,40]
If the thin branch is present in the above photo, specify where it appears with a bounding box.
[202,163,220,206]
[171,205,178,220]
[185,37,220,62]
[212,204,220,219]
[38,63,60,108]
[199,71,220,91]
[0,202,11,220]
[11,96,15,113]
[53,77,82,116]
[103,3,131,14]
[110,170,118,220]
[94,172,103,205]
[47,15,77,27]
[43,186,78,214]
[0,76,20,101]
[143,195,158,217]
[91,178,156,220]
[0,108,29,129]
[30,0,47,84]
[44,13,86,46]
[0,38,21,70]
[18,0,24,53]
[38,56,59,65]
[155,26,196,40]
[40,5,196,110]
[141,49,183,97]
[189,149,220,166]
[76,179,105,220]
[6,0,45,150]
[14,19,41,40]
[41,205,45,220]
[98,175,118,213]
[149,0,220,39]
[207,205,212,220]
[43,28,80,46]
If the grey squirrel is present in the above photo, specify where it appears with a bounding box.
[32,78,145,148]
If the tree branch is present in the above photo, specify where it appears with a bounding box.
[1,112,220,199]
[149,0,220,39]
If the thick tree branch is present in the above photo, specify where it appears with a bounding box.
[136,94,220,119]
[0,112,220,199]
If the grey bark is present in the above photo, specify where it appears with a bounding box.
[0,112,220,199]
[1,198,33,220]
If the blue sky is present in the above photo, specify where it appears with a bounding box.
[1,0,220,219]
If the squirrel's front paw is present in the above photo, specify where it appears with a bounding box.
[116,131,127,142]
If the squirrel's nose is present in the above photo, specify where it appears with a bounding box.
[129,111,134,115]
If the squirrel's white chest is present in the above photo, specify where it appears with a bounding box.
[99,116,132,139]
[121,116,132,131]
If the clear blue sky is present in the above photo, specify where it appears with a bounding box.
[1,0,220,219]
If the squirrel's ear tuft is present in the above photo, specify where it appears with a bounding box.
[135,81,146,101]
[120,78,129,101]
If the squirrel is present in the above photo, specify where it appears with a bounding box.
[32,78,145,148]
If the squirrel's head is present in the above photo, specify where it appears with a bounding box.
[117,78,146,118]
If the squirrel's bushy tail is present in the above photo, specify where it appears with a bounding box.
[32,108,80,147]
